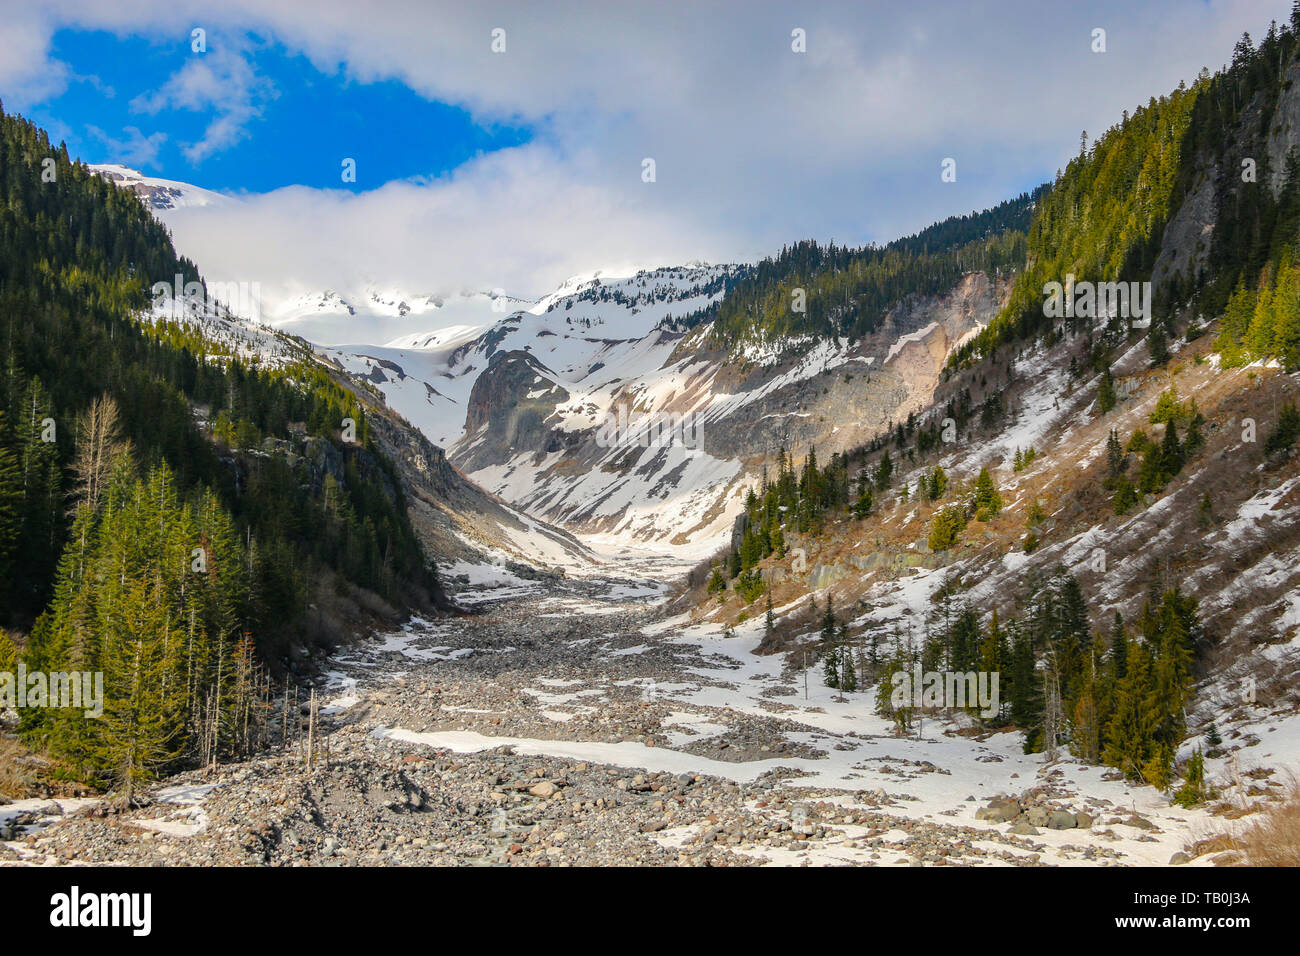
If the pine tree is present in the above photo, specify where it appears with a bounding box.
[973,467,1002,519]
[1103,637,1155,779]
[1009,624,1043,751]
[853,471,874,518]
[874,449,892,491]
[1246,268,1276,358]
[1097,367,1117,413]
[1108,611,1128,679]
[1159,421,1184,477]
[1148,319,1171,368]
[822,644,840,689]
[0,420,21,591]
[1105,428,1125,485]
[926,465,947,501]
[928,505,967,551]
[821,595,840,689]
[839,623,858,692]
[94,577,185,805]
[1265,402,1300,453]
[1173,748,1210,807]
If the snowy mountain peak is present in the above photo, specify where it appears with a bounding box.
[89,164,230,212]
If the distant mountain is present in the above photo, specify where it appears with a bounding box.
[93,160,1023,556]
[89,163,231,211]
[91,169,595,574]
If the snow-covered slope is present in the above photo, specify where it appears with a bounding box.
[447,269,1007,553]
[92,163,1004,557]
[319,264,742,450]
[90,164,231,211]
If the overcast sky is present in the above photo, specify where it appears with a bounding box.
[1,0,1292,308]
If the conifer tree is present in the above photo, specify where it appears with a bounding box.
[821,595,840,689]
[973,467,1002,519]
[1097,367,1117,413]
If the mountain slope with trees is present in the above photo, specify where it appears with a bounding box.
[679,20,1300,800]
[0,101,447,795]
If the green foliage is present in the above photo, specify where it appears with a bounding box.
[1148,385,1190,426]
[0,629,16,671]
[952,79,1202,366]
[1012,446,1038,472]
[1265,401,1300,454]
[706,566,727,595]
[0,103,441,787]
[1104,427,1126,486]
[1173,748,1212,807]
[925,465,947,501]
[973,467,1001,520]
[1113,476,1139,514]
[1097,368,1117,414]
[928,504,968,551]
[839,639,858,692]
[735,568,766,604]
[1132,421,1187,496]
[852,470,874,518]
[994,567,1200,786]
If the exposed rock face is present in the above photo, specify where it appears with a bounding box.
[456,350,572,472]
[449,270,1013,550]
[320,360,593,574]
[1266,58,1300,197]
[1156,54,1300,293]
[1153,164,1217,292]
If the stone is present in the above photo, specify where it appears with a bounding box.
[528,781,559,799]
[1047,810,1076,830]
[975,798,1020,823]
[1009,819,1040,836]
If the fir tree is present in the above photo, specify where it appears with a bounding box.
[1097,367,1117,413]
[973,467,1002,519]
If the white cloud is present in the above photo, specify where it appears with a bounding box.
[161,142,737,340]
[3,0,1294,328]
[0,11,71,108]
[87,124,167,168]
[130,43,276,162]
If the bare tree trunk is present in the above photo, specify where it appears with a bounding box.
[306,689,317,769]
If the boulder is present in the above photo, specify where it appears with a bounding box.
[1047,810,1077,830]
[975,797,1021,823]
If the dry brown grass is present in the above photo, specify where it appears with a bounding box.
[1231,782,1300,866]
[0,733,35,798]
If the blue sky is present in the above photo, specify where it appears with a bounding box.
[26,28,534,193]
[0,1,1292,314]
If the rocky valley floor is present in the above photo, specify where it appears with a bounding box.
[1,559,1292,867]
